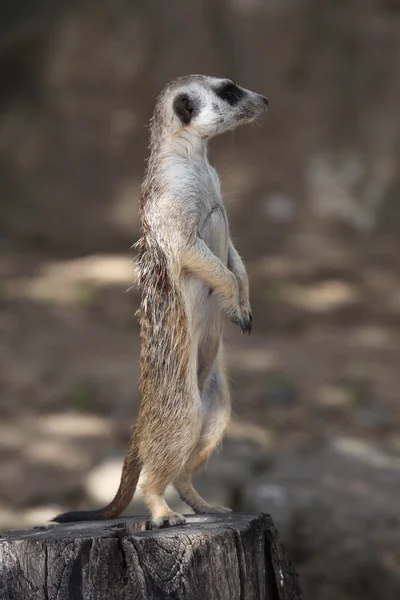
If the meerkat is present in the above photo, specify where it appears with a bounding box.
[53,75,268,528]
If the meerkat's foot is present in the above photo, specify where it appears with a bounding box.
[209,506,233,514]
[194,505,232,515]
[149,511,186,529]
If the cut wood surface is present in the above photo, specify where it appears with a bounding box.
[0,513,302,600]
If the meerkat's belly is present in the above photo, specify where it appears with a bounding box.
[185,204,229,387]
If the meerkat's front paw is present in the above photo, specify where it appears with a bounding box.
[231,306,252,335]
[240,307,252,335]
[149,512,186,529]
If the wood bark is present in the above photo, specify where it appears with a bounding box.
[0,513,302,600]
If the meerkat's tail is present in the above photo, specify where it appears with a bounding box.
[52,431,142,523]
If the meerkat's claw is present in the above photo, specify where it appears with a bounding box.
[240,311,252,335]
[149,512,186,529]
[231,312,252,335]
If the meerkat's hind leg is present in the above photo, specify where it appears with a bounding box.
[140,385,202,528]
[174,362,232,514]
[141,471,187,528]
[175,477,232,515]
[141,458,189,528]
[144,488,186,529]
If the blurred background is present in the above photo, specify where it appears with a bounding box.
[0,0,399,598]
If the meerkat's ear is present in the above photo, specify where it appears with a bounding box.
[173,93,196,125]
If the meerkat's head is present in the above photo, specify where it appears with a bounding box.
[152,75,268,141]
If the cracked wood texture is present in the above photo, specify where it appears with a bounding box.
[0,513,302,600]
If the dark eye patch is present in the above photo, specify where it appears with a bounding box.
[214,82,244,106]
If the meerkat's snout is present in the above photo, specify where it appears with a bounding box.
[212,80,268,131]
[243,89,269,113]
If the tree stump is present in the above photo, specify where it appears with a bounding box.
[0,513,302,600]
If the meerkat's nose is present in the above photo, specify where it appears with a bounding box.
[262,96,269,107]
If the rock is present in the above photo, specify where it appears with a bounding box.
[244,437,400,600]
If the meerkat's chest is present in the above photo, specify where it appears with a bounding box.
[197,168,229,263]
[163,157,229,261]
[200,204,229,263]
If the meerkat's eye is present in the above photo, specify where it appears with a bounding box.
[215,82,244,106]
